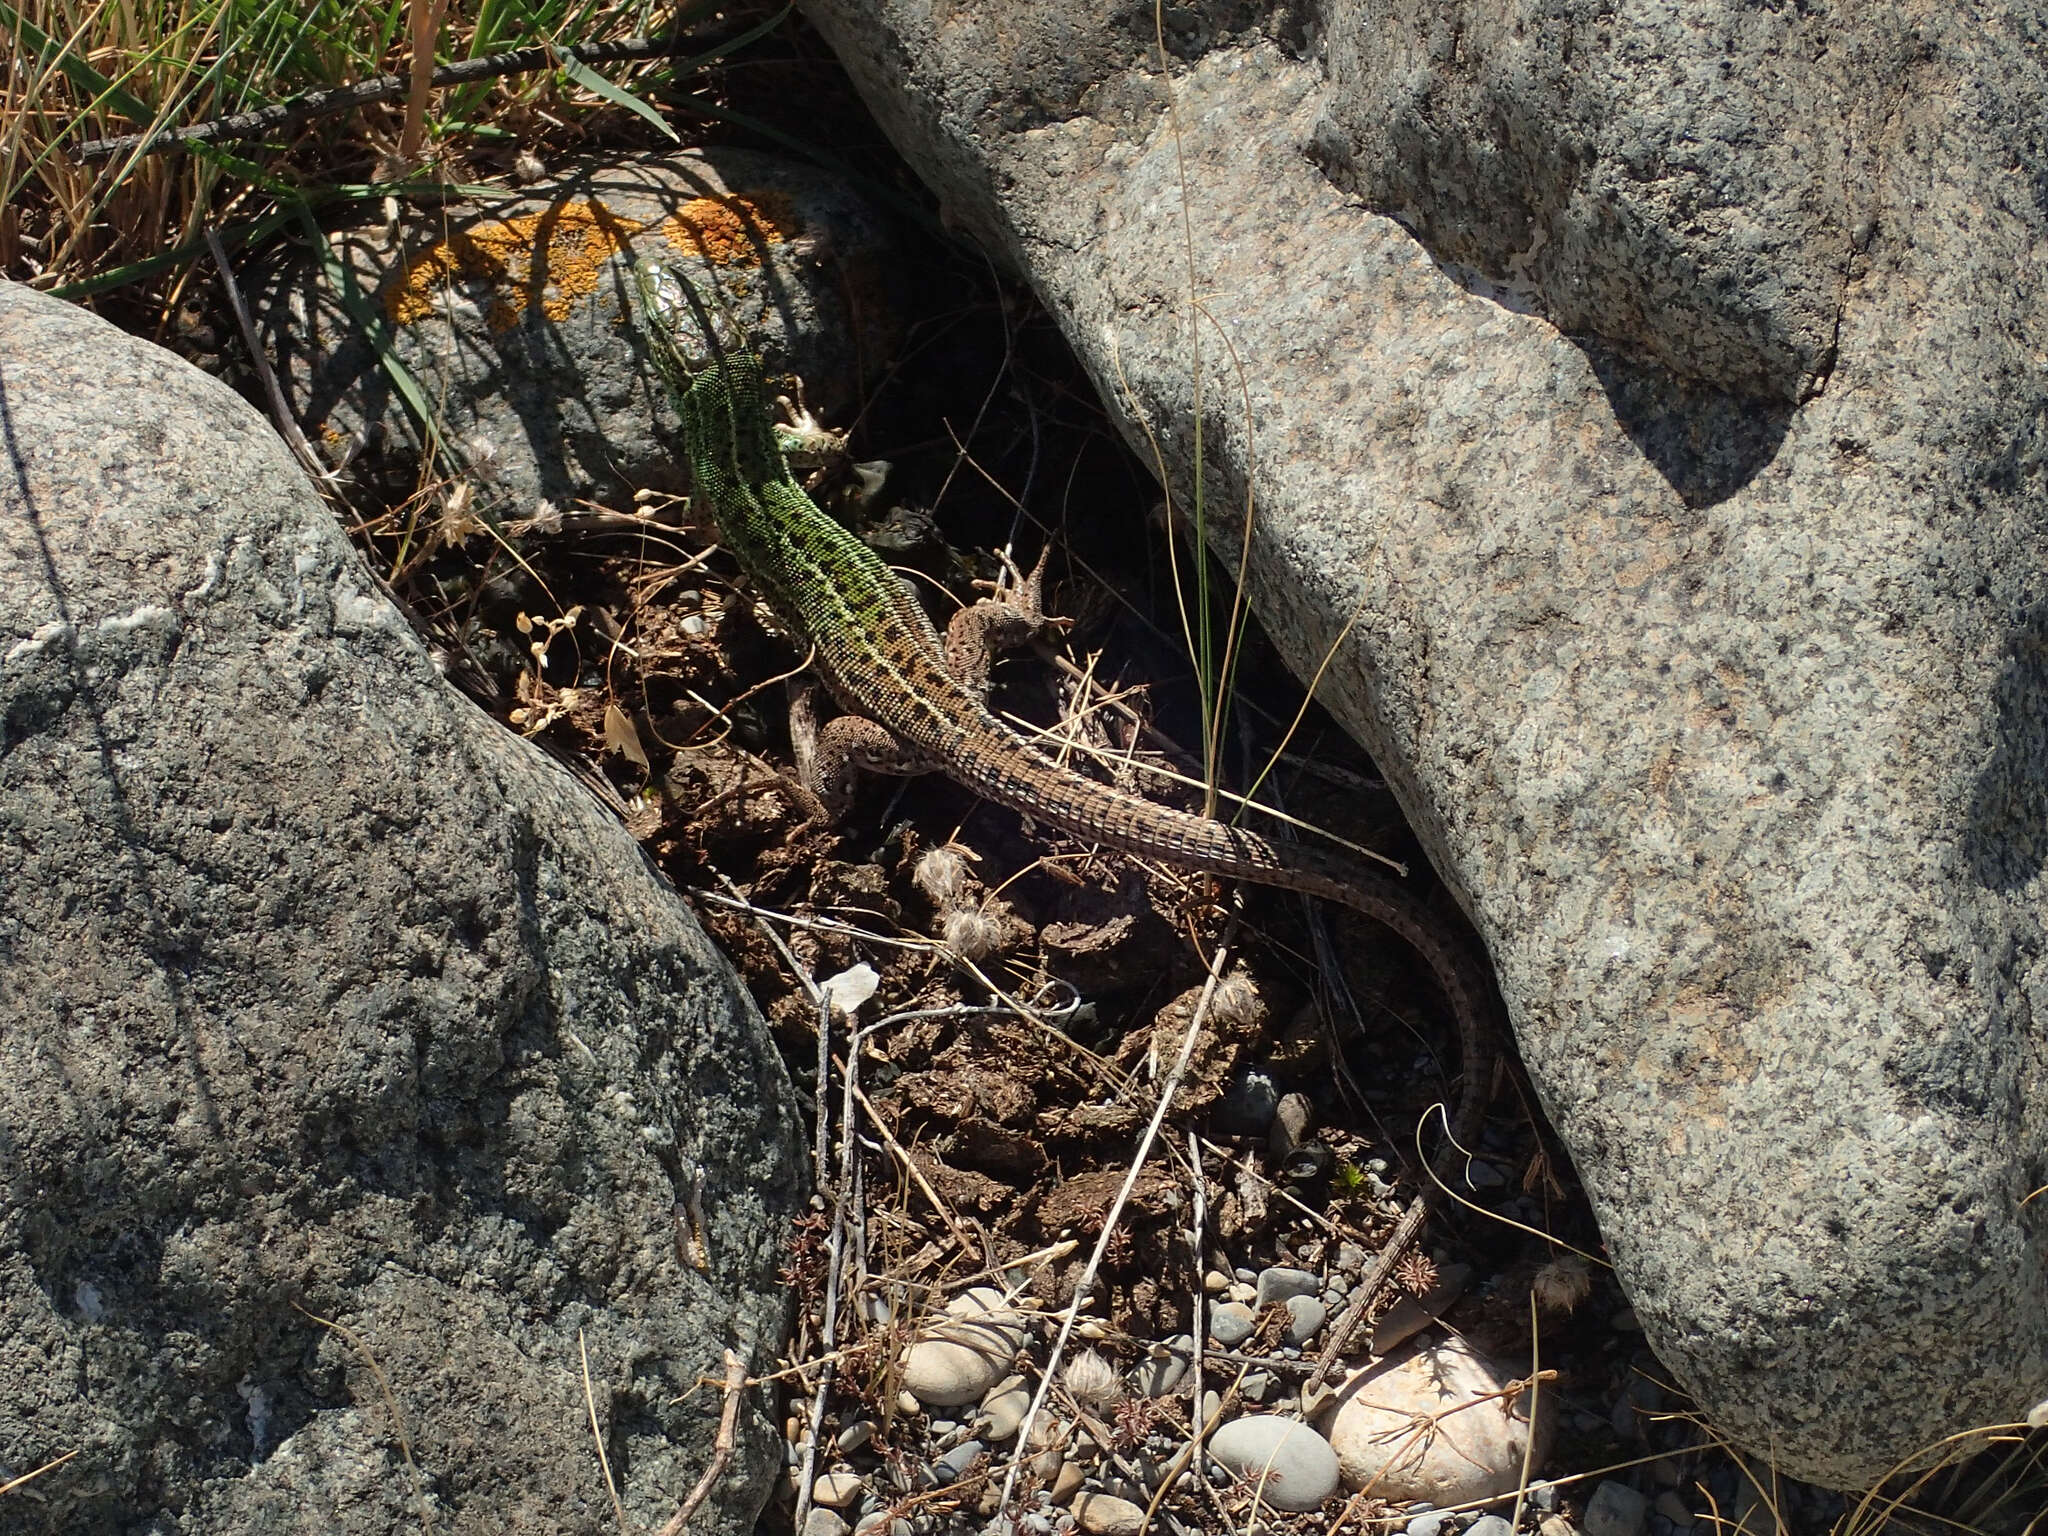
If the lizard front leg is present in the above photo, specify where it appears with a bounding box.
[942,547,1068,696]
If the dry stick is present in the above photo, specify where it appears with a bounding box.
[73,35,704,161]
[1185,1128,1209,1470]
[995,912,1243,1519]
[580,1330,630,1536]
[1299,1106,1466,1414]
[203,226,335,489]
[0,1449,80,1497]
[790,989,853,1536]
[397,0,442,165]
[657,1349,748,1536]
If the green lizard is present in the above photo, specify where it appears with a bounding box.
[629,258,1499,1385]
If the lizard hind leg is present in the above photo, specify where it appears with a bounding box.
[790,677,935,818]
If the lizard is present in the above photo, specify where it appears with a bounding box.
[628,258,1501,1398]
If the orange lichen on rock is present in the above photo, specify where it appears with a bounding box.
[385,199,645,330]
[659,190,799,266]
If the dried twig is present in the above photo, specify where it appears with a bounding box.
[580,1330,628,1535]
[203,225,335,490]
[73,34,707,162]
[996,910,1244,1517]
[656,1349,748,1536]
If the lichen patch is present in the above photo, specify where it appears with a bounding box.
[385,198,646,330]
[384,191,803,332]
[659,190,799,266]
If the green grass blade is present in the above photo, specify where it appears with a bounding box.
[552,44,678,142]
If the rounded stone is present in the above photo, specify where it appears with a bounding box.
[979,1385,1033,1442]
[1583,1479,1650,1536]
[1655,1490,1695,1528]
[804,1511,852,1536]
[900,1290,1028,1407]
[1050,1461,1085,1504]
[1071,1491,1147,1536]
[1208,1302,1257,1346]
[1128,1334,1194,1397]
[1283,1295,1326,1345]
[1206,1414,1341,1511]
[1254,1266,1319,1307]
[812,1472,865,1509]
[836,1419,874,1454]
[1317,1337,1551,1504]
[930,1439,987,1485]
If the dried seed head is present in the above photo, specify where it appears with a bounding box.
[1531,1254,1593,1313]
[1062,1348,1123,1411]
[913,845,973,906]
[1208,970,1264,1031]
[942,905,1005,961]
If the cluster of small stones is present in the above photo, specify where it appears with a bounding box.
[787,1257,1554,1536]
[787,1065,1843,1536]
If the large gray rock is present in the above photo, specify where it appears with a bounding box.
[0,281,805,1533]
[797,0,2048,1486]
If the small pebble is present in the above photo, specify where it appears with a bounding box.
[1282,1295,1325,1345]
[836,1419,873,1454]
[1405,1515,1445,1536]
[1207,1414,1341,1511]
[1225,1282,1257,1304]
[1254,1266,1319,1307]
[1584,1480,1650,1536]
[1050,1461,1085,1504]
[1540,1517,1579,1536]
[811,1472,865,1509]
[1129,1334,1194,1397]
[1199,1389,1222,1428]
[1203,1269,1231,1293]
[1208,1302,1257,1346]
[802,1512,849,1536]
[1529,1480,1560,1512]
[1072,1491,1147,1536]
[895,1391,919,1416]
[1233,1267,1258,1284]
[1468,1517,1514,1536]
[980,1386,1033,1442]
[930,1439,986,1485]
[1239,1369,1275,1403]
